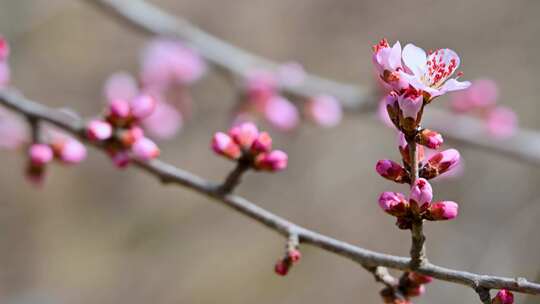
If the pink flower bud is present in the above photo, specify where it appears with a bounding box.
[398,89,423,120]
[86,120,113,141]
[28,144,53,166]
[288,249,301,263]
[130,94,156,120]
[108,99,131,120]
[407,284,426,297]
[264,95,299,131]
[132,137,160,161]
[426,201,459,221]
[142,99,183,139]
[426,149,460,176]
[274,259,289,276]
[56,139,87,164]
[0,36,9,61]
[408,272,433,285]
[251,131,272,153]
[229,122,259,149]
[120,126,144,147]
[492,289,514,304]
[254,150,288,171]
[305,95,343,128]
[378,192,409,217]
[211,132,241,160]
[410,178,433,209]
[110,151,130,168]
[418,129,443,149]
[375,159,409,183]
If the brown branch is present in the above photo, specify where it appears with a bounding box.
[84,0,540,167]
[1,88,540,298]
[407,135,427,270]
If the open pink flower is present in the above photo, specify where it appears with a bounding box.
[372,39,407,90]
[400,44,470,99]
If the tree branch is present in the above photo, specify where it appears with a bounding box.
[1,88,540,297]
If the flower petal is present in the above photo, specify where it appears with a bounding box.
[402,44,427,77]
[387,41,402,71]
[426,48,460,86]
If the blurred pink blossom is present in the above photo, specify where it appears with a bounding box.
[244,69,278,107]
[0,36,9,61]
[141,38,206,88]
[142,99,183,139]
[305,95,342,127]
[450,79,498,112]
[264,95,299,131]
[0,61,10,88]
[486,106,517,138]
[104,72,138,102]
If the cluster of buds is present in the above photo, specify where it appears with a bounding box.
[211,122,287,172]
[86,94,160,167]
[26,136,87,185]
[236,64,342,131]
[450,79,517,139]
[380,272,433,304]
[492,290,514,304]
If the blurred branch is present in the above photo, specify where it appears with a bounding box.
[1,88,540,298]
[86,0,540,167]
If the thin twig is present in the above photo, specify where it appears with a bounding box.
[218,159,250,194]
[407,135,427,270]
[1,89,540,297]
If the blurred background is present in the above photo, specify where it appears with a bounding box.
[0,0,539,303]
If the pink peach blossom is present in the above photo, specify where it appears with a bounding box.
[410,178,433,208]
[132,137,160,160]
[264,95,299,131]
[426,201,459,221]
[56,139,87,164]
[28,144,53,166]
[378,191,408,217]
[398,88,423,119]
[486,106,517,138]
[492,289,513,304]
[372,39,407,90]
[86,120,113,141]
[130,94,157,120]
[305,95,343,127]
[244,69,278,105]
[141,38,206,88]
[400,44,470,98]
[211,132,241,160]
[104,72,138,102]
[251,131,272,153]
[142,100,183,139]
[254,150,288,171]
[229,122,259,149]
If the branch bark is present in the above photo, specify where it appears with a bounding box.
[1,88,540,297]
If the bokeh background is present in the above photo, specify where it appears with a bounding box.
[0,0,539,303]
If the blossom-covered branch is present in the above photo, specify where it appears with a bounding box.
[86,0,540,167]
[1,88,540,300]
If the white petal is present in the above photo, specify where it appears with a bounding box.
[426,49,461,85]
[402,44,427,77]
[387,41,402,71]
